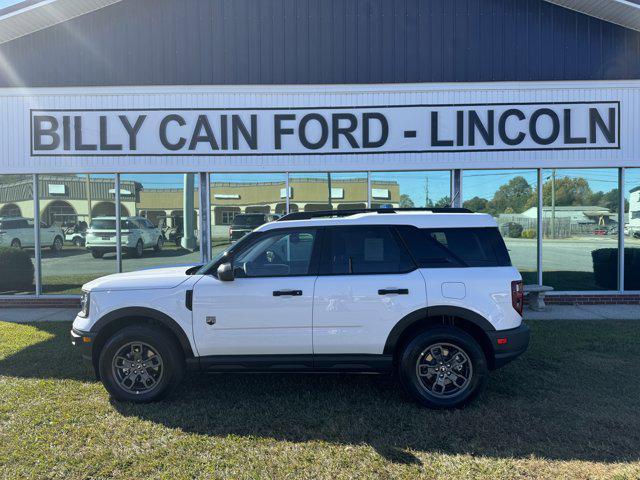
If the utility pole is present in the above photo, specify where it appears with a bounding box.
[424,177,430,207]
[550,169,556,239]
[327,172,333,210]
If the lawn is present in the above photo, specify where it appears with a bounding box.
[0,320,639,479]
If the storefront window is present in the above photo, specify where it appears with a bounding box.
[210,173,286,257]
[289,172,368,212]
[624,169,640,290]
[369,171,451,209]
[39,174,116,294]
[541,169,619,291]
[119,174,200,273]
[0,174,36,295]
[462,169,538,283]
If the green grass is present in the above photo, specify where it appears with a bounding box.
[0,320,639,479]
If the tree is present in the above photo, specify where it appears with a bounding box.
[591,189,626,213]
[399,194,415,208]
[542,176,592,206]
[463,196,489,212]
[434,196,451,208]
[489,176,533,214]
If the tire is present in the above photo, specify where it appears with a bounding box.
[91,250,104,259]
[73,237,84,247]
[129,239,144,258]
[10,238,21,249]
[51,235,63,252]
[98,325,184,403]
[154,236,164,252]
[398,327,488,409]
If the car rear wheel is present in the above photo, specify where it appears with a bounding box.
[154,236,164,252]
[129,239,144,258]
[10,238,21,249]
[398,327,488,409]
[51,235,63,252]
[98,325,184,402]
[91,250,104,259]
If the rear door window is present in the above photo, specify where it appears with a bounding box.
[319,226,415,275]
[397,226,511,268]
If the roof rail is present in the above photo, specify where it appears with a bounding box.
[276,207,472,222]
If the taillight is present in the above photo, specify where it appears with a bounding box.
[228,227,233,236]
[511,280,524,315]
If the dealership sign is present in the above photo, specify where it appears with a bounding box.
[30,101,619,156]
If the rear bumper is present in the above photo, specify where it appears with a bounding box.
[70,327,95,366]
[487,323,530,369]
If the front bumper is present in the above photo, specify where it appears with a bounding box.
[70,327,95,366]
[487,323,530,369]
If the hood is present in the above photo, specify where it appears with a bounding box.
[82,265,196,292]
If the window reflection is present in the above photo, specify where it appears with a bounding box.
[624,169,640,290]
[462,170,538,283]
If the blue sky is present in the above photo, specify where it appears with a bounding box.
[0,0,24,9]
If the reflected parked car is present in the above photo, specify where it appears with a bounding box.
[229,213,281,242]
[0,217,64,251]
[85,216,164,259]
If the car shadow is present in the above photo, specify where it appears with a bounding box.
[1,321,639,465]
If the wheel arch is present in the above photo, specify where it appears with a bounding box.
[89,307,194,375]
[384,306,496,369]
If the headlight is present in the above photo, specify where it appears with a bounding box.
[79,290,90,318]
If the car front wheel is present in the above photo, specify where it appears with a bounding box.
[98,325,184,402]
[154,236,164,252]
[398,327,488,409]
[10,238,21,248]
[129,239,144,258]
[51,235,63,252]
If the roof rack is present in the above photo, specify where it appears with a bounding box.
[276,207,472,222]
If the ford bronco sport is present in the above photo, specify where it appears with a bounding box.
[71,208,529,409]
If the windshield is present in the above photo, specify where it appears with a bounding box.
[89,219,133,230]
[233,214,265,227]
[197,231,258,274]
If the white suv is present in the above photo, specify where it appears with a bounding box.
[71,208,529,409]
[85,216,164,259]
[0,217,64,251]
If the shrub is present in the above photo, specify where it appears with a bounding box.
[521,229,537,239]
[506,222,523,238]
[0,247,34,292]
[592,248,640,290]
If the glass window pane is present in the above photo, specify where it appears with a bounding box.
[210,173,286,257]
[289,172,367,212]
[624,169,640,290]
[462,169,538,283]
[369,171,451,209]
[0,174,35,294]
[37,174,118,294]
[319,226,414,275]
[233,229,317,277]
[120,174,201,273]
[541,169,619,291]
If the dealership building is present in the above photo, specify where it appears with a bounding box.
[1,0,640,303]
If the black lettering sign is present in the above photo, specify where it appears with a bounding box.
[33,115,60,150]
[159,114,186,151]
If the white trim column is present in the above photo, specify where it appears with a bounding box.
[366,171,372,208]
[115,174,122,273]
[33,174,42,296]
[199,172,211,263]
[285,172,290,214]
[618,167,625,292]
[451,169,462,208]
[537,169,543,286]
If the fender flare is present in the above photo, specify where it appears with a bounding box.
[90,306,194,357]
[383,305,495,355]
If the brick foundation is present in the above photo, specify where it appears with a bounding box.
[0,297,80,308]
[1,294,639,308]
[527,294,640,305]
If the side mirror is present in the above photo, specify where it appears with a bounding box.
[217,262,234,282]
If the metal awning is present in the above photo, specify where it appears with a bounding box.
[0,0,122,45]
[545,0,640,32]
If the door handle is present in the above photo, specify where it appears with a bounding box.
[273,290,303,297]
[378,288,409,295]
